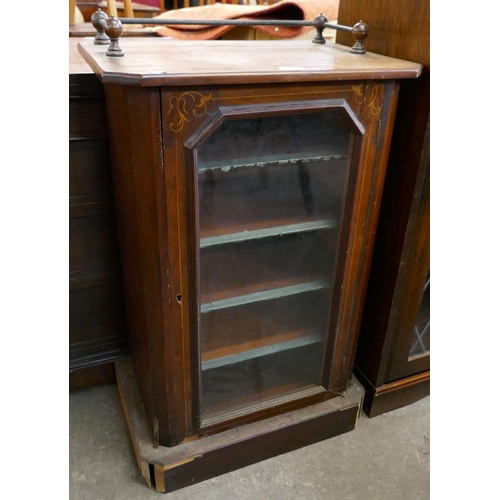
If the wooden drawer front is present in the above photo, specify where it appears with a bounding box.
[69,139,113,198]
[69,97,108,138]
[69,212,121,272]
[69,280,128,361]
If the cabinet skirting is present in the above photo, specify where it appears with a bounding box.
[354,367,430,418]
[70,360,117,392]
[115,356,364,493]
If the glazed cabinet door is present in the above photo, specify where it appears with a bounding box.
[385,125,430,382]
[186,100,364,428]
[160,82,397,438]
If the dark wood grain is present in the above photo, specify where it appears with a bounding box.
[69,274,128,349]
[69,139,114,197]
[337,0,429,68]
[383,120,430,381]
[69,98,109,138]
[69,41,130,391]
[69,362,117,392]
[355,367,430,418]
[337,0,430,413]
[102,82,186,446]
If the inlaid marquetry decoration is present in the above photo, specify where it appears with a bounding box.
[352,85,364,105]
[168,92,212,133]
[409,271,430,358]
[365,83,384,116]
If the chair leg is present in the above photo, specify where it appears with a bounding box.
[123,0,134,18]
[108,0,118,18]
[69,0,76,25]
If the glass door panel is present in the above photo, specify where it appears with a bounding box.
[195,108,358,423]
[408,270,430,358]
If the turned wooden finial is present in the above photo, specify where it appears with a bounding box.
[312,13,328,44]
[91,8,110,45]
[351,21,368,54]
[104,16,125,57]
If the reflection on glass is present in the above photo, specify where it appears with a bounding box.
[408,270,430,358]
[196,111,355,423]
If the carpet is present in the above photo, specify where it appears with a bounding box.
[151,0,339,40]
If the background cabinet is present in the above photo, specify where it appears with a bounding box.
[337,0,430,416]
[69,40,129,390]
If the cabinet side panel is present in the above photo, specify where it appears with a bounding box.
[104,84,157,432]
[106,85,182,446]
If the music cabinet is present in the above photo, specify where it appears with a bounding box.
[77,37,421,492]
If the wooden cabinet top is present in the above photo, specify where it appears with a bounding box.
[77,39,422,87]
[70,38,94,75]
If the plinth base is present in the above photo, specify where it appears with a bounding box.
[115,356,364,493]
[355,367,430,418]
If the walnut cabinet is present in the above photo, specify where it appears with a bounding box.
[77,38,421,492]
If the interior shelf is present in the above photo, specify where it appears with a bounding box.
[196,112,352,177]
[198,161,347,243]
[201,340,324,421]
[200,217,338,248]
[199,233,335,309]
[202,333,322,370]
[201,279,329,313]
[198,150,347,174]
[201,289,329,360]
[199,260,331,417]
